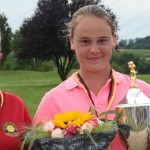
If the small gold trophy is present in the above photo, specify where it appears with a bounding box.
[128,61,137,88]
[116,61,150,150]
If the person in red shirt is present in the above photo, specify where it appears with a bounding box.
[0,34,31,150]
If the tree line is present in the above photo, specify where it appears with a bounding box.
[0,0,149,81]
[119,36,150,49]
[0,0,119,81]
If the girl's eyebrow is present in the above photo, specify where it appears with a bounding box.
[79,37,90,39]
[98,36,109,39]
[79,36,109,39]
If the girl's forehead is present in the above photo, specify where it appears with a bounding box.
[75,16,110,29]
[77,15,101,23]
[72,17,113,39]
[74,16,111,33]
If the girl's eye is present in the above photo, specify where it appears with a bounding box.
[81,40,90,44]
[80,40,90,45]
[98,39,109,44]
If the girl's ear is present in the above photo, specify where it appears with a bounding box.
[69,37,75,51]
[112,32,117,49]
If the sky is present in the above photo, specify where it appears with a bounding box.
[102,0,150,40]
[0,0,150,40]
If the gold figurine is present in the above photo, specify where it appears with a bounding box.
[128,61,138,88]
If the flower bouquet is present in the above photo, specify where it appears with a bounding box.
[21,109,130,150]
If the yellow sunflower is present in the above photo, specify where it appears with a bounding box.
[52,111,93,129]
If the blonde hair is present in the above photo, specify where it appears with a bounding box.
[67,5,116,37]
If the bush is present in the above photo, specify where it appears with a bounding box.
[40,61,54,72]
[111,52,150,74]
[72,59,79,69]
[2,52,31,70]
[2,52,17,70]
[111,61,125,73]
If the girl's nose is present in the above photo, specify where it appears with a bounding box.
[90,43,99,54]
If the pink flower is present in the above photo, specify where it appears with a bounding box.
[80,119,98,134]
[64,132,73,137]
[80,122,93,134]
[66,124,77,134]
[43,121,55,132]
[51,128,64,138]
[88,119,99,129]
[97,118,104,125]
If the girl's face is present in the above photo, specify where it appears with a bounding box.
[70,16,116,73]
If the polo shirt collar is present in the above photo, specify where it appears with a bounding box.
[65,73,79,90]
[65,70,124,90]
[0,91,4,108]
[112,69,126,84]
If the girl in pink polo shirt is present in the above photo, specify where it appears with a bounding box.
[33,5,150,150]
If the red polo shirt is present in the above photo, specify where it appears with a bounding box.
[0,91,31,150]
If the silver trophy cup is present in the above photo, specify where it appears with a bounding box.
[116,61,150,150]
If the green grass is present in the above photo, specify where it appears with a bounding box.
[0,70,150,118]
[0,70,61,118]
[138,74,150,83]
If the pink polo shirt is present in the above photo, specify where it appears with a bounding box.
[33,70,150,150]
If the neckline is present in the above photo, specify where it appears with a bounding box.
[77,72,99,117]
[75,70,117,116]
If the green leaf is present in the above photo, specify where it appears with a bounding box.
[21,126,51,150]
[93,121,118,133]
[89,106,96,115]
[99,110,118,120]
[114,109,124,122]
[83,129,98,148]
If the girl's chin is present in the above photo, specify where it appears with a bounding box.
[85,68,106,73]
[85,65,111,73]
